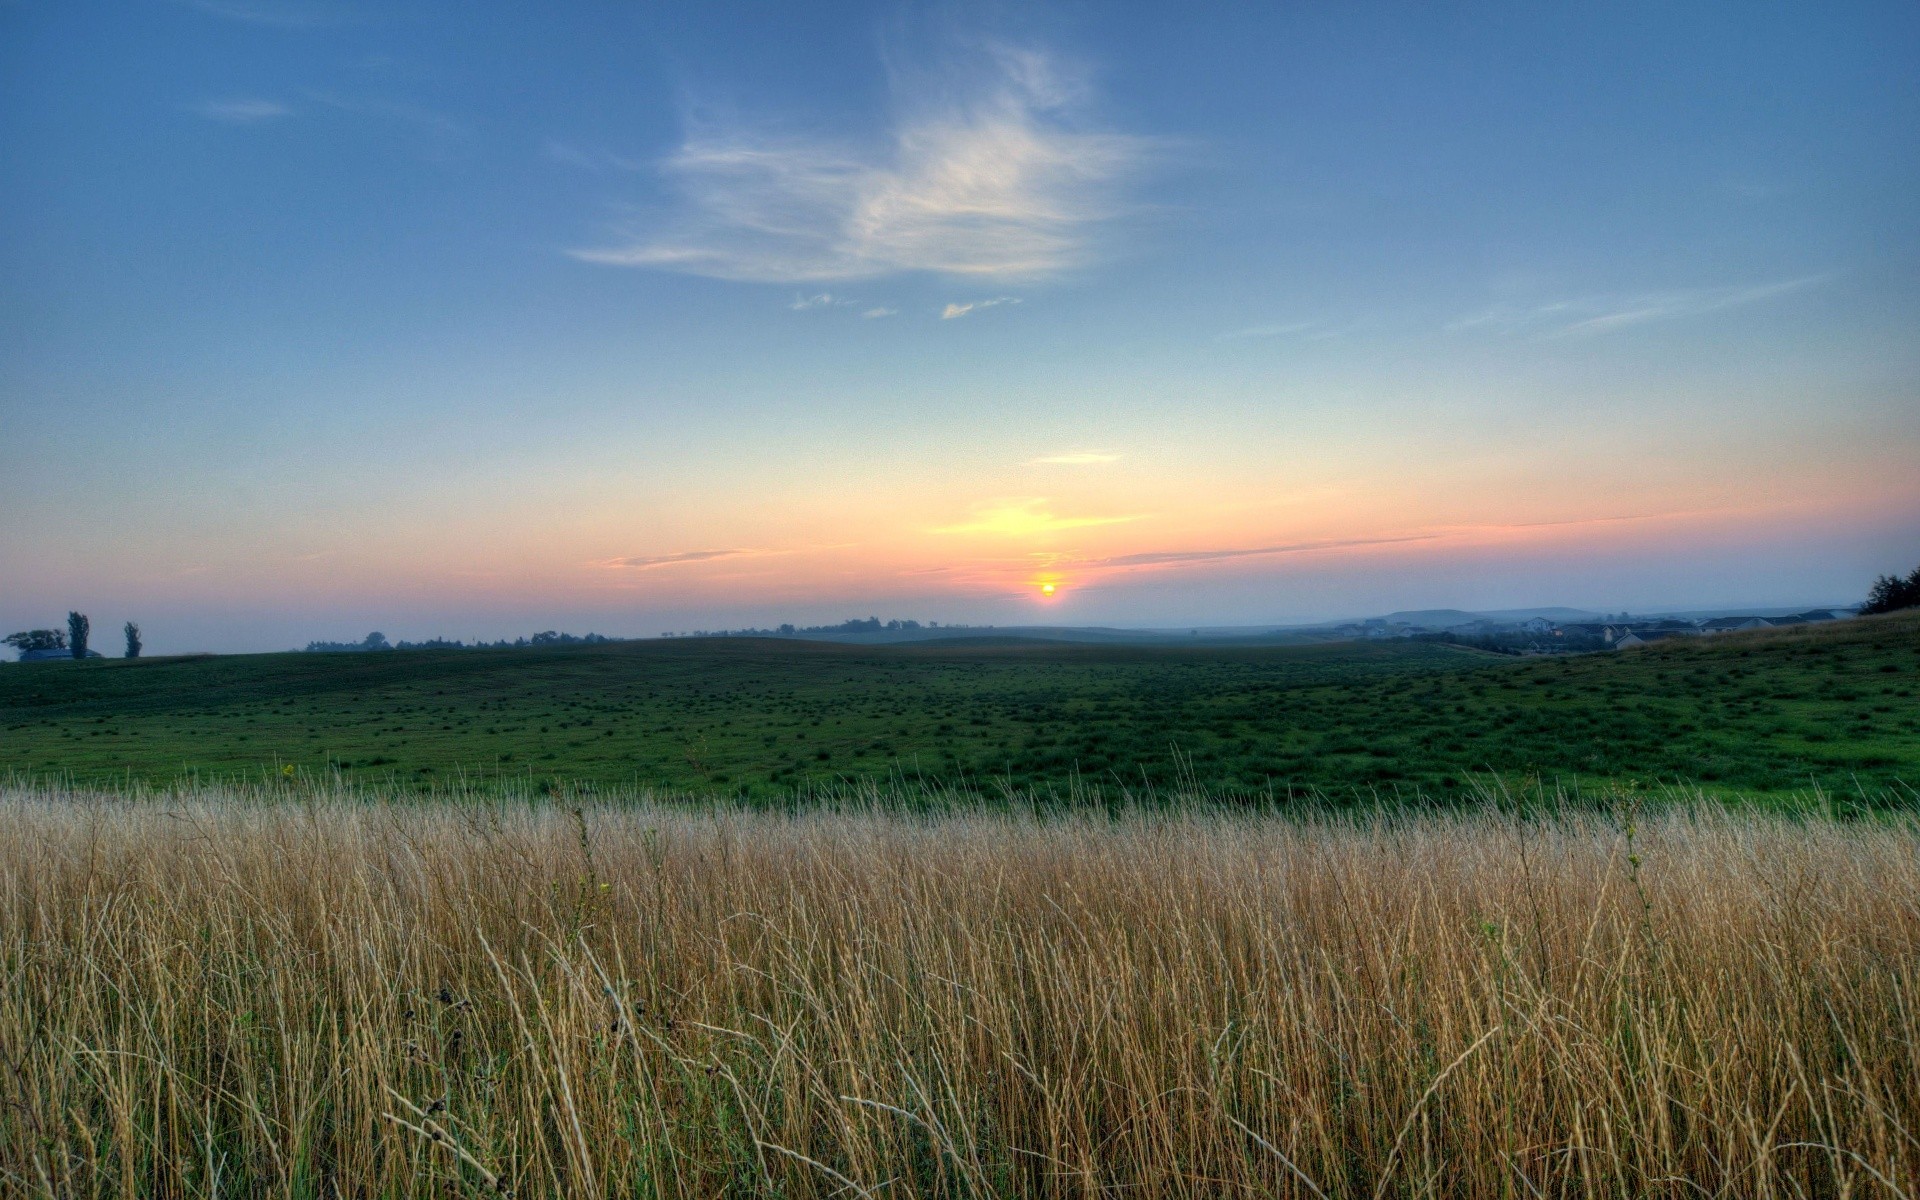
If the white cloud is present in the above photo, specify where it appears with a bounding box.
[861,307,897,319]
[191,98,291,124]
[570,43,1156,283]
[941,296,1020,319]
[789,292,846,310]
[1031,450,1118,465]
[1449,277,1826,338]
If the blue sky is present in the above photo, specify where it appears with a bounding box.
[3,0,1917,652]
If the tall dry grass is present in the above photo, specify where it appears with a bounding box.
[1,780,1916,1198]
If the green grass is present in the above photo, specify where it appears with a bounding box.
[2,611,1916,799]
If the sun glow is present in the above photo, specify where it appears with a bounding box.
[1041,582,1057,597]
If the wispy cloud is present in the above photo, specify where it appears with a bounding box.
[1031,450,1118,465]
[941,296,1019,319]
[1081,509,1730,575]
[932,498,1143,537]
[1551,279,1822,336]
[181,0,340,26]
[1449,277,1826,338]
[306,91,467,143]
[190,98,292,124]
[1090,534,1439,570]
[861,307,897,319]
[1215,320,1325,343]
[789,292,848,311]
[600,548,763,570]
[1455,507,1737,533]
[570,42,1157,283]
[545,140,644,172]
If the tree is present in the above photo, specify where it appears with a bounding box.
[4,629,66,654]
[124,621,142,659]
[68,612,90,660]
[1861,564,1920,615]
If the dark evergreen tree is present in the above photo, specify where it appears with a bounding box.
[124,621,142,658]
[1861,565,1920,615]
[67,612,89,660]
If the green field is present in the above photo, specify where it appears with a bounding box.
[2,611,1915,798]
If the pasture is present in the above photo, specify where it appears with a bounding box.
[2,611,1917,800]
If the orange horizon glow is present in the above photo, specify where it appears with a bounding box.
[567,487,1887,606]
[26,459,1914,640]
[106,487,1906,606]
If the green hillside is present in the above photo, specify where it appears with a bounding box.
[2,612,1915,799]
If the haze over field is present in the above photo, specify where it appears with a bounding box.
[3,2,1917,653]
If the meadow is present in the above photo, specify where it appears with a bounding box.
[1,610,1917,801]
[3,778,1917,1197]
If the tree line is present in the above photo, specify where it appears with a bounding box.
[668,617,961,638]
[302,630,625,653]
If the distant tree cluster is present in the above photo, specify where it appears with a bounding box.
[668,617,956,638]
[1412,630,1542,656]
[1862,564,1920,615]
[305,632,395,653]
[4,611,142,661]
[302,630,626,653]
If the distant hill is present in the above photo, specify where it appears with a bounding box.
[1372,609,1485,628]
[1472,607,1606,624]
[1638,605,1859,621]
[1369,608,1603,628]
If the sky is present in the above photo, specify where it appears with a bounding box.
[2,0,1917,653]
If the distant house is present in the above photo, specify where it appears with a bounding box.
[1521,617,1556,634]
[1557,622,1613,642]
[1445,621,1500,638]
[15,648,101,662]
[1614,629,1696,650]
[1701,617,1771,634]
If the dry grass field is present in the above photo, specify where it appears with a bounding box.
[2,780,1917,1198]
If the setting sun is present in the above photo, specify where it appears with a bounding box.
[1040,582,1057,597]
